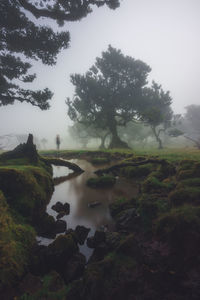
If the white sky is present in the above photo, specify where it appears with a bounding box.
[0,0,200,147]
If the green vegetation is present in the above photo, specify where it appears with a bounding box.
[91,157,110,165]
[120,163,154,178]
[0,191,36,289]
[87,175,116,188]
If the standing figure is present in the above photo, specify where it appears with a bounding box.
[56,134,61,150]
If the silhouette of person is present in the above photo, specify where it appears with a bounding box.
[56,134,61,150]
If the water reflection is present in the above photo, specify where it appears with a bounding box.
[48,159,138,232]
[40,159,138,260]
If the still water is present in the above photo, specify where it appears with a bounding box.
[38,159,138,259]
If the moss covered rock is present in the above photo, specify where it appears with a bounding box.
[87,175,116,188]
[120,163,154,178]
[0,191,36,290]
[169,187,200,206]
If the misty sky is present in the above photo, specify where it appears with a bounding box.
[0,0,200,147]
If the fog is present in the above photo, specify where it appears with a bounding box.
[0,0,200,149]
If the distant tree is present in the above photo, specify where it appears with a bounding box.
[68,122,110,149]
[139,82,173,149]
[183,105,200,149]
[67,45,151,148]
[0,0,120,109]
[118,121,153,149]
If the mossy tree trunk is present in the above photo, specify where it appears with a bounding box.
[108,118,129,149]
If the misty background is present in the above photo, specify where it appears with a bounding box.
[0,0,199,149]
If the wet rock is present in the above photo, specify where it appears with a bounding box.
[55,219,67,234]
[63,253,86,283]
[47,234,79,273]
[52,201,70,214]
[56,211,66,219]
[87,230,106,248]
[115,208,139,231]
[105,231,122,249]
[36,213,56,239]
[75,225,90,245]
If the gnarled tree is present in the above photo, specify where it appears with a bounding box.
[67,45,151,148]
[139,82,173,149]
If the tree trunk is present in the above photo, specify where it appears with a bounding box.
[184,136,200,150]
[152,126,163,149]
[99,132,109,150]
[108,119,129,149]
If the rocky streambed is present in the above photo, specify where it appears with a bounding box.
[1,140,200,300]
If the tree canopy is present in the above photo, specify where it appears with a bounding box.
[67,45,151,148]
[0,0,120,109]
[183,105,200,149]
[67,45,173,149]
[139,82,173,148]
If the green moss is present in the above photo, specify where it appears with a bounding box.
[87,175,116,188]
[109,197,136,217]
[142,175,174,193]
[0,165,53,222]
[169,187,200,206]
[154,205,200,244]
[0,191,36,289]
[91,157,110,165]
[121,163,154,178]
[177,178,200,188]
[20,272,71,300]
[177,161,200,180]
[138,194,170,229]
[48,234,78,256]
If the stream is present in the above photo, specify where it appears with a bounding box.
[37,159,138,260]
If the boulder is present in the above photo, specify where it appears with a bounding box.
[55,219,67,234]
[56,211,66,219]
[63,253,86,283]
[115,208,139,231]
[52,201,70,214]
[87,230,106,248]
[75,225,90,245]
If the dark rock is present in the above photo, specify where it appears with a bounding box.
[63,202,70,213]
[55,219,67,234]
[19,273,42,295]
[63,253,86,283]
[75,225,90,245]
[105,231,122,249]
[0,133,38,163]
[36,213,56,239]
[115,208,139,231]
[90,242,108,262]
[52,201,70,214]
[87,230,106,248]
[116,234,142,261]
[47,271,65,292]
[47,235,79,274]
[52,201,64,212]
[56,211,66,219]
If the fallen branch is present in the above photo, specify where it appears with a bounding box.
[95,158,167,176]
[42,157,84,173]
[54,172,82,186]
